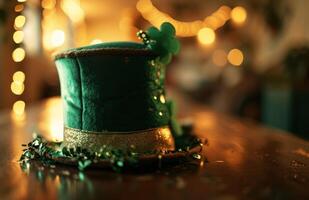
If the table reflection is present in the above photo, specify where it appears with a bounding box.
[38,97,64,142]
[1,97,308,199]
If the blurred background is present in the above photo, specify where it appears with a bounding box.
[0,0,308,139]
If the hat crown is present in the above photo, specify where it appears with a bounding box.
[55,42,170,132]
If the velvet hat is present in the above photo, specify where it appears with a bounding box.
[19,23,203,171]
[54,23,181,153]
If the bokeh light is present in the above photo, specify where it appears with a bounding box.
[12,48,26,62]
[14,4,24,12]
[212,49,227,67]
[197,27,215,45]
[218,6,232,20]
[61,0,85,24]
[227,48,244,66]
[231,6,247,24]
[137,0,231,37]
[14,15,26,29]
[13,71,26,83]
[51,30,65,47]
[204,16,222,30]
[13,31,24,44]
[13,100,26,116]
[41,0,56,10]
[90,39,102,45]
[11,82,25,95]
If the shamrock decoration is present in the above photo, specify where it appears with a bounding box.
[137,22,180,65]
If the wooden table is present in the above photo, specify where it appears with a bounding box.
[0,97,308,200]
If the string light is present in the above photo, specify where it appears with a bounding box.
[197,27,215,45]
[12,100,26,116]
[41,0,56,10]
[13,30,24,43]
[14,4,24,12]
[11,82,25,95]
[137,0,232,37]
[12,0,27,117]
[14,15,26,29]
[13,71,25,83]
[231,6,247,25]
[227,48,244,66]
[12,47,26,62]
[204,16,222,30]
[11,70,26,97]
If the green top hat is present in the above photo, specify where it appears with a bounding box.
[55,22,181,153]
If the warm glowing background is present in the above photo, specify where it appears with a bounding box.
[1,0,308,138]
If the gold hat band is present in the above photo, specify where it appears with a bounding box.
[63,126,175,153]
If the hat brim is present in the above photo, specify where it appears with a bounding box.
[20,124,204,171]
[52,143,202,169]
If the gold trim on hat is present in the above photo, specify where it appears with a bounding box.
[63,126,175,153]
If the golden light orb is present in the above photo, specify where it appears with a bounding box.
[13,31,24,44]
[13,100,26,116]
[136,0,153,13]
[11,82,25,95]
[231,6,247,24]
[227,49,244,66]
[41,0,56,10]
[12,48,26,62]
[218,6,231,19]
[13,71,25,83]
[14,4,24,12]
[51,30,65,47]
[14,15,26,29]
[90,39,102,45]
[197,27,215,45]
[61,0,85,24]
[204,16,222,30]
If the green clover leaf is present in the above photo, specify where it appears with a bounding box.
[137,22,180,64]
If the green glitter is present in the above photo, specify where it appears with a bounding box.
[192,153,201,160]
[78,172,85,181]
[19,135,140,171]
